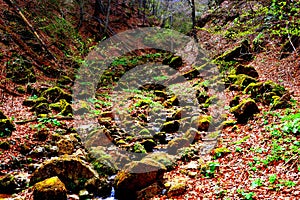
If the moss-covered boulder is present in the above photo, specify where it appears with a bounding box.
[41,87,72,103]
[163,95,179,107]
[144,152,176,170]
[32,103,50,115]
[167,138,190,154]
[244,81,290,108]
[141,139,157,152]
[0,111,15,137]
[167,178,187,197]
[50,99,72,116]
[6,57,36,84]
[33,176,67,200]
[230,98,259,123]
[23,97,48,107]
[216,40,252,61]
[84,127,113,148]
[183,128,202,142]
[0,174,17,193]
[235,65,259,78]
[161,120,180,133]
[227,74,257,91]
[57,138,74,155]
[191,115,212,131]
[89,147,117,176]
[114,158,166,199]
[30,155,111,196]
[0,140,10,150]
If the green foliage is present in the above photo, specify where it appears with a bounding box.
[269,174,277,184]
[237,189,255,200]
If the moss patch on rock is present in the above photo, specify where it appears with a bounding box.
[41,87,72,103]
[33,176,67,200]
[230,98,259,123]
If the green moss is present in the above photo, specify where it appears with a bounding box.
[230,98,259,122]
[41,87,72,103]
[221,120,237,128]
[211,147,231,159]
[227,74,257,90]
[192,115,212,131]
[23,97,48,107]
[133,143,147,153]
[0,119,15,137]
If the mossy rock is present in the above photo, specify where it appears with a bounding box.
[74,100,90,115]
[41,87,72,103]
[177,147,198,162]
[163,55,183,69]
[33,176,67,200]
[191,115,212,131]
[229,95,240,107]
[167,138,190,154]
[235,65,258,78]
[29,155,107,193]
[227,74,257,91]
[161,120,180,133]
[50,99,72,116]
[32,103,50,115]
[114,158,166,199]
[141,139,157,152]
[167,179,187,197]
[163,95,179,107]
[183,128,202,143]
[182,68,200,80]
[230,98,259,123]
[244,81,290,106]
[216,40,252,61]
[153,132,167,144]
[0,173,17,194]
[133,142,147,153]
[196,90,209,104]
[89,147,117,176]
[6,57,36,84]
[0,119,15,137]
[271,95,291,110]
[144,152,176,170]
[23,97,47,107]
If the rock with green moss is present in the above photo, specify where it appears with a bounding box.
[229,95,240,107]
[33,176,67,200]
[221,120,237,128]
[133,142,147,153]
[89,147,117,176]
[114,158,166,199]
[167,138,190,154]
[191,115,212,131]
[0,173,17,193]
[235,64,258,78]
[30,155,111,196]
[41,87,72,103]
[216,40,252,61]
[177,147,198,162]
[141,139,157,152]
[244,80,289,104]
[163,95,179,107]
[153,132,167,144]
[161,120,180,133]
[23,97,48,107]
[227,74,257,91]
[50,99,72,116]
[230,98,259,123]
[144,152,176,170]
[271,95,290,110]
[183,128,202,142]
[167,178,187,197]
[32,103,50,115]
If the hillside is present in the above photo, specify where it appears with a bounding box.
[0,0,299,199]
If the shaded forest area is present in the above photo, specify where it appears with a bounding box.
[0,0,300,199]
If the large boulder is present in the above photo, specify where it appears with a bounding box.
[30,155,111,196]
[41,87,72,103]
[6,57,36,84]
[230,98,259,123]
[33,176,67,200]
[114,158,167,199]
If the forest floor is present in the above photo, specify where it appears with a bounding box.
[0,0,300,200]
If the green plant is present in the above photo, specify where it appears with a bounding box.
[251,178,263,188]
[269,174,277,184]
